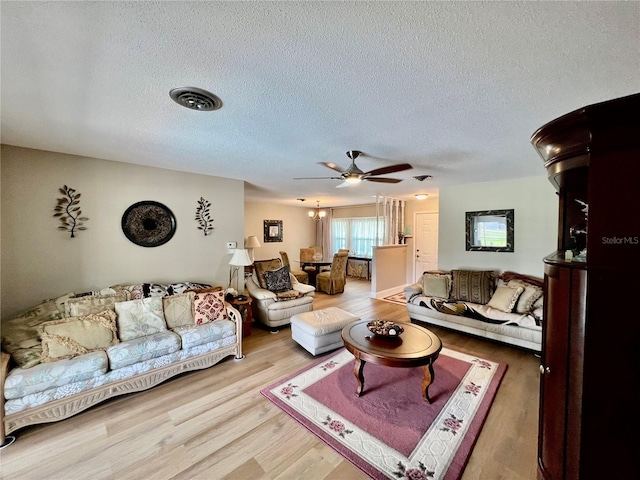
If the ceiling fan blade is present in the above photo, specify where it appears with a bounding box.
[365,177,403,184]
[364,163,413,177]
[293,176,342,180]
[320,162,347,174]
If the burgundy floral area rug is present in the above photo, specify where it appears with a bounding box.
[261,348,506,480]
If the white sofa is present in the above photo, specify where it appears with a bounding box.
[246,259,315,330]
[1,282,243,443]
[405,270,543,352]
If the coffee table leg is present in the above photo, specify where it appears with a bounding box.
[421,361,436,403]
[353,356,366,397]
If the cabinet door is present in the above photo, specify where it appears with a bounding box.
[539,264,571,480]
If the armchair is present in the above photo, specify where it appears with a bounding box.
[246,259,315,330]
[316,252,349,294]
[279,251,309,284]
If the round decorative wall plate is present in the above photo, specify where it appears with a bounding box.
[121,201,176,247]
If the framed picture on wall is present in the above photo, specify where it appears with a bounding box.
[264,219,283,242]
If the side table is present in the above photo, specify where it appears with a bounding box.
[228,295,253,337]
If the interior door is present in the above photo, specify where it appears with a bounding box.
[414,212,438,281]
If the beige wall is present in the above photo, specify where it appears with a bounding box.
[244,201,316,263]
[438,176,557,278]
[1,145,244,318]
[371,245,408,296]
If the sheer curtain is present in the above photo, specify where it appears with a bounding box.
[331,217,384,257]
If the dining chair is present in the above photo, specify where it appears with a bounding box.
[316,251,349,294]
[280,251,309,284]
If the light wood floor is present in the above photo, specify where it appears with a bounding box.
[0,279,540,480]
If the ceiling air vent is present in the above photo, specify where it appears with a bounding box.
[169,87,222,111]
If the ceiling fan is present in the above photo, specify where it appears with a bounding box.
[294,151,413,188]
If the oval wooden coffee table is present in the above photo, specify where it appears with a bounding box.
[341,320,443,403]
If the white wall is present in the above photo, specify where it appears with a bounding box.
[438,176,557,277]
[244,202,315,262]
[1,145,245,318]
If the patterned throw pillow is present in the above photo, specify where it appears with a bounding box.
[508,280,544,313]
[1,294,71,369]
[142,283,170,297]
[163,292,195,329]
[451,270,495,304]
[65,292,129,317]
[254,259,284,289]
[264,265,293,293]
[111,284,144,300]
[114,297,167,341]
[193,290,227,325]
[422,275,450,299]
[168,282,211,295]
[40,310,119,363]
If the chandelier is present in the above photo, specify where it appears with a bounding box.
[308,201,326,221]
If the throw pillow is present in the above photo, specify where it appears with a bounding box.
[422,275,450,299]
[508,280,544,313]
[111,284,144,300]
[65,292,129,317]
[1,293,72,369]
[193,290,227,325]
[254,259,284,289]
[451,270,495,304]
[168,282,212,295]
[40,310,119,363]
[142,283,170,297]
[163,292,195,329]
[264,265,293,293]
[487,285,525,313]
[114,297,167,341]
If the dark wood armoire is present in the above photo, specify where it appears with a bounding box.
[530,93,640,480]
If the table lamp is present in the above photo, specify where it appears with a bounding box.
[244,235,261,262]
[228,248,252,294]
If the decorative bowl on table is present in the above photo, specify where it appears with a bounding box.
[366,320,404,338]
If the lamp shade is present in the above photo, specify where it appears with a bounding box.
[229,248,252,266]
[244,236,261,248]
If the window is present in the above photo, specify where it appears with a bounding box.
[331,217,384,257]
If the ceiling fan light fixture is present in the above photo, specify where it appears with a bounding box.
[344,175,361,184]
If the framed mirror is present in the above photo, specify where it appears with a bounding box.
[465,209,514,252]
[263,219,283,243]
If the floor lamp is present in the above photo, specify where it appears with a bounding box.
[228,248,252,296]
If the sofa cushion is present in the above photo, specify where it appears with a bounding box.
[40,310,119,363]
[106,330,181,370]
[422,275,450,300]
[1,293,74,369]
[163,292,195,328]
[3,351,108,400]
[264,265,293,293]
[276,290,302,300]
[451,270,495,304]
[507,279,544,313]
[172,319,235,350]
[64,292,129,317]
[115,297,167,341]
[254,258,283,289]
[487,285,524,313]
[193,290,227,325]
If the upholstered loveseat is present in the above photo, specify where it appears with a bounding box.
[405,270,543,351]
[1,281,243,443]
[246,259,315,330]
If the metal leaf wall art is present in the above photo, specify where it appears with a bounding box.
[54,185,88,238]
[195,197,214,236]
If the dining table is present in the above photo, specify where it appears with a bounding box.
[298,260,332,286]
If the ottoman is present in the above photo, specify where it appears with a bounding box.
[290,307,360,355]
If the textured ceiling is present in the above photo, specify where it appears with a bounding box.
[1,1,638,207]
